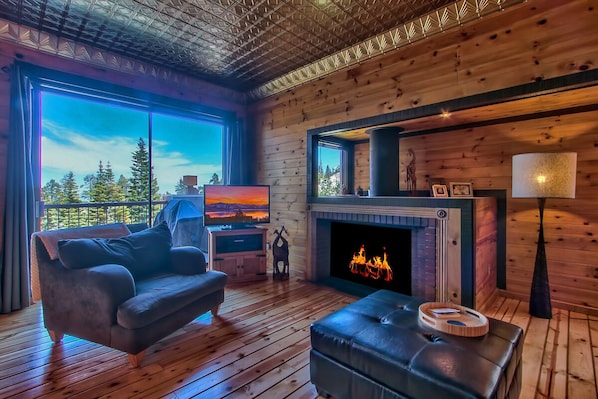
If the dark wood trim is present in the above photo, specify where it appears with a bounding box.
[307,69,598,137]
[17,61,238,122]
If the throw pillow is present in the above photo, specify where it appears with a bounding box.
[58,222,173,279]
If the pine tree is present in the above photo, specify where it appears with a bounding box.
[318,164,340,196]
[175,178,186,194]
[57,171,81,228]
[209,173,221,185]
[117,174,129,198]
[41,179,62,230]
[324,165,332,178]
[42,179,62,204]
[104,162,128,223]
[60,171,81,204]
[89,161,109,223]
[127,138,160,223]
[80,174,95,202]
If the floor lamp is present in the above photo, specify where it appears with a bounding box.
[512,153,577,319]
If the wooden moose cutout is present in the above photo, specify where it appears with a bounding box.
[272,226,289,280]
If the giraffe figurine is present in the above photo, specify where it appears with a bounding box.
[406,148,417,195]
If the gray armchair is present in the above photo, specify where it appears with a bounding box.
[31,222,227,366]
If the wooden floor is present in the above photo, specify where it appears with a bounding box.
[0,276,597,399]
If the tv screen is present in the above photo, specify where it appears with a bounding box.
[203,185,270,227]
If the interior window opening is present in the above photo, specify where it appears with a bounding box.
[317,141,343,196]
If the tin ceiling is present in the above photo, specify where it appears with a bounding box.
[0,0,523,99]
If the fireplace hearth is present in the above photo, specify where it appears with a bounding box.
[330,222,412,295]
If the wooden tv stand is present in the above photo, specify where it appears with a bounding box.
[206,226,268,283]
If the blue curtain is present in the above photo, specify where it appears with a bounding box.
[1,62,35,313]
[225,117,253,185]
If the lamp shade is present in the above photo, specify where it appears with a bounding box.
[512,152,577,198]
[182,175,198,186]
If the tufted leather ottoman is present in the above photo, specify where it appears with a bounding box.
[310,290,523,399]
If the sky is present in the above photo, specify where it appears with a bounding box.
[41,92,223,196]
[319,146,341,172]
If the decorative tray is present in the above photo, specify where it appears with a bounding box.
[418,302,489,337]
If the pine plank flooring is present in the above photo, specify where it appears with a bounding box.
[0,276,596,398]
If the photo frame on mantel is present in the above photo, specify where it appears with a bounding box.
[428,177,446,196]
[432,184,448,197]
[449,182,474,197]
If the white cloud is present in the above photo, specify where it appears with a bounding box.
[152,150,221,193]
[42,121,135,178]
[41,121,221,193]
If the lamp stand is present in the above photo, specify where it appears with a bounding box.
[529,197,552,319]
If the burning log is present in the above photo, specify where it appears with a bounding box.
[349,245,393,282]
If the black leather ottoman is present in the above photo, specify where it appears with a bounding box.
[310,290,523,399]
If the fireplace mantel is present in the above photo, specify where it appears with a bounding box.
[307,196,498,310]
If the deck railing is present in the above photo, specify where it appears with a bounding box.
[41,200,168,231]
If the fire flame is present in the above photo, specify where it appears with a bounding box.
[349,244,393,282]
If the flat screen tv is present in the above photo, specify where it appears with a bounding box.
[203,185,270,228]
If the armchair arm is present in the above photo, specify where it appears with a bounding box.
[169,246,207,275]
[39,261,135,345]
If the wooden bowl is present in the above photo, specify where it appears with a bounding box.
[418,302,489,337]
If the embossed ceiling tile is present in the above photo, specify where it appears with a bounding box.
[134,5,159,19]
[0,0,522,92]
[1,0,19,10]
[19,4,45,25]
[162,5,182,18]
[215,9,238,25]
[212,0,233,6]
[201,2,225,15]
[39,33,59,52]
[92,0,117,9]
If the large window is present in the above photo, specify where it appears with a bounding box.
[40,90,227,230]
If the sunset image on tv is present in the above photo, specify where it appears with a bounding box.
[204,185,270,226]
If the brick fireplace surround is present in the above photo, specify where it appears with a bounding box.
[313,210,437,301]
[306,197,498,309]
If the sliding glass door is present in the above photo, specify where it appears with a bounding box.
[40,91,225,230]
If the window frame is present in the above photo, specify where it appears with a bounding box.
[29,64,237,225]
[308,135,355,199]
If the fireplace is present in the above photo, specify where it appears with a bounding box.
[330,222,412,296]
[309,204,440,301]
[306,198,499,309]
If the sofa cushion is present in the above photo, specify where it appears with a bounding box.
[36,223,131,261]
[116,270,228,329]
[57,222,172,279]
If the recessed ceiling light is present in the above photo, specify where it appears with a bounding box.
[440,110,451,118]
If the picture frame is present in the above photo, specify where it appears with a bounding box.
[428,177,446,196]
[432,184,448,197]
[449,182,473,197]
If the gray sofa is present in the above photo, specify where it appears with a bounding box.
[31,222,227,366]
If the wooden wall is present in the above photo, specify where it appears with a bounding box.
[250,0,598,313]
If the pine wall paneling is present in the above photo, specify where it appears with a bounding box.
[250,0,598,314]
